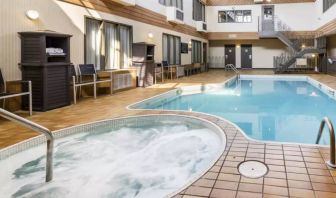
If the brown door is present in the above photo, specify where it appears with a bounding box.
[241,44,252,69]
[225,45,236,66]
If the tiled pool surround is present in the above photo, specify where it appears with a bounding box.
[1,71,336,197]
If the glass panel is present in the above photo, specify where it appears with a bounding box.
[235,10,243,23]
[218,11,226,23]
[175,37,180,64]
[85,18,102,69]
[119,25,130,69]
[159,0,165,5]
[243,10,252,23]
[169,36,175,64]
[105,22,117,69]
[226,11,235,22]
[264,7,273,20]
[163,34,168,62]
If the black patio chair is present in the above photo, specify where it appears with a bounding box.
[0,68,32,115]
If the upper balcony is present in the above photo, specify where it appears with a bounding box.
[111,0,135,6]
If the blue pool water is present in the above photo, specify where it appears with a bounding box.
[134,76,336,145]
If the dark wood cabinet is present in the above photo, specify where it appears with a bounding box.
[132,42,155,87]
[18,31,72,111]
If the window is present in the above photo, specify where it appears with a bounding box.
[159,0,183,10]
[193,0,205,21]
[85,18,132,70]
[192,40,202,63]
[323,0,336,12]
[162,34,181,65]
[218,10,252,23]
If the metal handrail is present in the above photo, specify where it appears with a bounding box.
[0,108,54,182]
[315,117,336,168]
[226,64,240,79]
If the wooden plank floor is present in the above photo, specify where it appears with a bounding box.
[1,69,336,149]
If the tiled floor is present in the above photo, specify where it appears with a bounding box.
[1,69,336,197]
[167,112,336,198]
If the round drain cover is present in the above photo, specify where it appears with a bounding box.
[238,160,268,178]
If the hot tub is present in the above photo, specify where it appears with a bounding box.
[0,114,225,198]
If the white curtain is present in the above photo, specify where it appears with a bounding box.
[163,34,168,62]
[192,40,202,63]
[105,22,118,69]
[175,37,180,64]
[119,25,131,69]
[85,18,103,69]
[169,36,175,64]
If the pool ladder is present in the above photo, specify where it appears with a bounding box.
[0,108,54,182]
[226,64,240,79]
[316,117,336,169]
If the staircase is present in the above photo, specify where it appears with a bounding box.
[258,16,326,73]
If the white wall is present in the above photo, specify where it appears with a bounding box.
[0,0,207,80]
[206,3,317,32]
[209,39,287,69]
[315,0,336,29]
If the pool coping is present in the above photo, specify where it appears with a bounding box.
[0,114,227,198]
[127,74,334,148]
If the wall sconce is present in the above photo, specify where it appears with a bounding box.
[236,45,241,48]
[302,44,306,48]
[26,10,39,20]
[148,32,154,39]
[188,41,192,51]
[312,54,316,58]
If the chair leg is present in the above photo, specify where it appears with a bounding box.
[110,74,113,95]
[93,74,97,99]
[72,77,77,104]
[28,81,32,116]
[2,98,5,109]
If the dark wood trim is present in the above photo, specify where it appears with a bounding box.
[208,32,260,40]
[207,0,315,6]
[58,0,207,39]
[317,19,336,36]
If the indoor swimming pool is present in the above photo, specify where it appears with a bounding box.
[131,75,336,145]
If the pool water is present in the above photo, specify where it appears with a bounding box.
[135,76,336,145]
[0,118,222,198]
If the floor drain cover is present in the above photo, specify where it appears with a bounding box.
[238,160,268,178]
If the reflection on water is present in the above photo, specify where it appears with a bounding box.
[145,79,336,144]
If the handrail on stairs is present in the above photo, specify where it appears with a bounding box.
[0,108,54,182]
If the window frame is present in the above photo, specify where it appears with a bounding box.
[84,16,133,70]
[162,33,181,65]
[193,0,206,22]
[159,0,183,10]
[191,39,202,64]
[218,10,252,23]
[323,0,336,12]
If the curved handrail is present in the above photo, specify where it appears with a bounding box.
[0,108,54,182]
[316,117,336,168]
[226,64,240,79]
